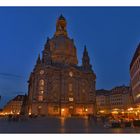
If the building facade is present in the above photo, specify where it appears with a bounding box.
[2,95,25,115]
[130,44,140,105]
[96,86,131,114]
[109,86,131,111]
[28,15,96,117]
[96,89,110,114]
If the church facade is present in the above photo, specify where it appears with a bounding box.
[27,15,96,116]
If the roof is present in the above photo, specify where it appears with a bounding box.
[111,85,129,91]
[59,14,66,20]
[96,85,130,96]
[96,89,110,96]
[3,95,26,108]
[130,44,140,69]
[12,95,25,101]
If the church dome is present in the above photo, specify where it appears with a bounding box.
[48,15,78,65]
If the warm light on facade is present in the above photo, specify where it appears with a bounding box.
[69,97,74,102]
[61,108,66,117]
[113,108,119,111]
[136,93,140,98]
[128,107,133,111]
[99,110,105,113]
[69,106,73,109]
[61,108,65,112]
[85,108,88,112]
[112,111,118,114]
[28,107,32,115]
[0,112,4,115]
[69,71,73,77]
[38,106,42,109]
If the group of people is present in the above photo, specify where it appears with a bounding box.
[87,114,136,128]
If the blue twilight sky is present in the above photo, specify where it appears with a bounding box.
[0,7,139,107]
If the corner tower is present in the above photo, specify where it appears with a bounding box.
[82,46,92,70]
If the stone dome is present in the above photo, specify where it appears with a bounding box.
[49,35,78,65]
[48,15,78,65]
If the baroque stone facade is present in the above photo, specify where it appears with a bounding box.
[28,15,96,116]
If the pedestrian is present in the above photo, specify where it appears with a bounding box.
[102,116,105,124]
[131,120,134,128]
[120,118,124,128]
[88,114,90,121]
[93,115,97,124]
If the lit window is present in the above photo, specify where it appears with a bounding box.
[38,106,42,109]
[82,89,85,93]
[69,71,73,77]
[69,83,72,91]
[83,107,88,112]
[38,96,43,101]
[40,90,44,94]
[61,108,65,112]
[40,70,44,75]
[39,79,44,86]
[136,94,140,98]
[69,106,73,109]
[39,79,44,95]
[69,97,74,102]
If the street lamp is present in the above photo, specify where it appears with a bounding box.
[61,108,65,117]
[61,108,65,112]
[128,107,133,111]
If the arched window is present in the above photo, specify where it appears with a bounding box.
[38,79,45,101]
[38,96,43,101]
[40,90,44,95]
[69,83,72,91]
[39,79,44,86]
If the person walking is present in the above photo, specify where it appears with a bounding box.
[131,119,134,128]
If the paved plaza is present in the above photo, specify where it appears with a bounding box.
[0,117,140,133]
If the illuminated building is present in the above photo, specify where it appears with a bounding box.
[96,89,110,114]
[109,86,131,110]
[130,44,140,105]
[27,15,96,116]
[2,95,25,115]
[96,85,131,114]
